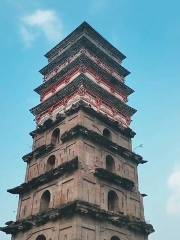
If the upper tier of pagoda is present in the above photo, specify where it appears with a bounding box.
[44,21,126,64]
[32,22,135,128]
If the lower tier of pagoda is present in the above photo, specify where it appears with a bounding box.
[1,200,154,236]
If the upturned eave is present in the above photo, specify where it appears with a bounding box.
[45,21,126,61]
[29,101,136,139]
[35,54,133,96]
[40,36,129,77]
[30,74,136,117]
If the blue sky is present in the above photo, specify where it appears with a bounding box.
[0,0,180,239]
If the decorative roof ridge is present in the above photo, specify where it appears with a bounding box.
[30,74,136,117]
[7,157,78,194]
[0,200,154,235]
[35,54,134,96]
[39,37,130,76]
[29,100,136,139]
[61,125,146,165]
[45,21,126,62]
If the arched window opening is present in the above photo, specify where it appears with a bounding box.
[36,234,46,240]
[103,128,111,140]
[39,190,51,213]
[46,155,56,172]
[106,155,115,172]
[111,236,120,240]
[51,128,60,145]
[108,190,119,212]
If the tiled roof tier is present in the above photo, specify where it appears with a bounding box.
[0,201,154,235]
[45,21,126,62]
[30,74,136,117]
[35,54,134,96]
[40,36,130,77]
[29,101,136,139]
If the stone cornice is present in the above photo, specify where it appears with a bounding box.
[61,125,146,165]
[22,144,54,162]
[94,168,134,191]
[30,74,136,117]
[35,54,134,96]
[25,124,142,165]
[45,21,126,62]
[30,114,65,138]
[0,200,154,235]
[40,36,130,77]
[7,159,135,195]
[30,101,136,139]
[7,157,78,195]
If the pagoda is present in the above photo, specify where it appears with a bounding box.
[1,22,154,240]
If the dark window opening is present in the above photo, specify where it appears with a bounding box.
[46,155,56,172]
[103,128,111,140]
[39,190,51,213]
[111,236,120,240]
[106,155,115,172]
[36,234,46,240]
[108,190,119,212]
[51,128,60,145]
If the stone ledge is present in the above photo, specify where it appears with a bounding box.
[94,168,134,191]
[61,125,146,165]
[7,157,78,194]
[0,200,154,235]
[22,144,54,162]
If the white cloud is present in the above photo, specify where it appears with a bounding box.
[20,9,64,47]
[20,26,36,47]
[166,167,180,215]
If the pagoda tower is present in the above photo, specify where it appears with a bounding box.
[1,22,154,240]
